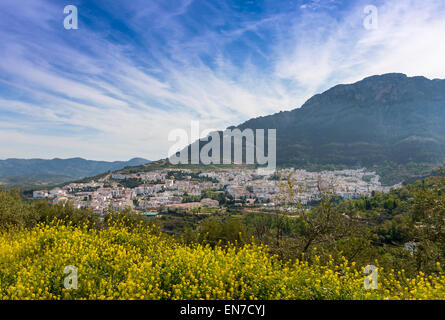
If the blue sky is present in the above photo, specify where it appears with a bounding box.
[1,0,445,161]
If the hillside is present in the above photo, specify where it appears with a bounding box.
[0,157,151,186]
[236,74,445,181]
[155,73,444,184]
[238,73,445,167]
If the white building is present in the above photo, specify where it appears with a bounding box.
[33,190,48,198]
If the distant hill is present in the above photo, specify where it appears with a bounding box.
[0,157,151,187]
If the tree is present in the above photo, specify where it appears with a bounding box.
[273,171,302,247]
[409,176,445,272]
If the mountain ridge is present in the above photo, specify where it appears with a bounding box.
[234,73,445,167]
[0,158,151,186]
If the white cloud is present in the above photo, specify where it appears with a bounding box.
[275,0,445,90]
[0,0,445,161]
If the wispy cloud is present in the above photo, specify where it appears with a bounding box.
[0,0,444,160]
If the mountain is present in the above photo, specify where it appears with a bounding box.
[0,157,151,186]
[162,73,444,184]
[76,73,445,185]
[237,73,445,169]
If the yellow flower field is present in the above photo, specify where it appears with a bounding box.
[0,219,444,300]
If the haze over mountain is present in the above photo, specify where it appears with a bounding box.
[0,158,151,186]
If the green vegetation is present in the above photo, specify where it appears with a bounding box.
[0,167,444,299]
[173,173,445,277]
[1,220,443,300]
[114,178,144,188]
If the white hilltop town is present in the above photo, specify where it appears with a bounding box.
[33,168,402,216]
